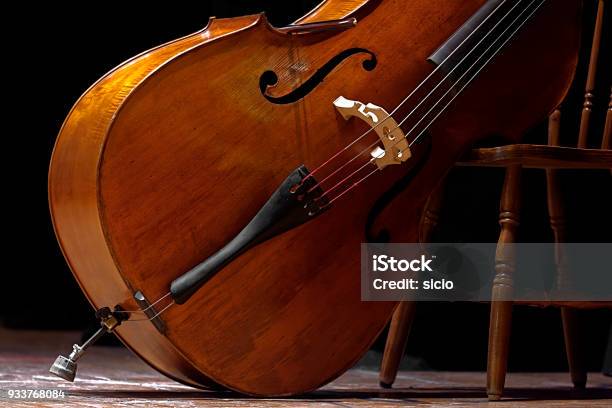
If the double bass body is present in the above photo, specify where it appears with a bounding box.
[49,0,582,395]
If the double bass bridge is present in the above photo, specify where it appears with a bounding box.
[333,96,412,169]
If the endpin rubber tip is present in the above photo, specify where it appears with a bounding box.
[49,354,77,382]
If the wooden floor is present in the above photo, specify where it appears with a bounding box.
[0,329,611,407]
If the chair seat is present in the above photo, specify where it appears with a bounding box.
[457,144,612,169]
[380,1,611,398]
[514,300,612,309]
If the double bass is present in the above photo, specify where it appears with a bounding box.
[49,0,582,396]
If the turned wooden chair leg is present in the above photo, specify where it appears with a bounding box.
[487,301,513,400]
[546,109,588,389]
[487,165,521,401]
[380,301,417,388]
[604,87,611,176]
[561,308,587,388]
[379,182,445,388]
[604,88,611,151]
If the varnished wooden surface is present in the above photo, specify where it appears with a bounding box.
[49,0,583,396]
[379,1,611,400]
[47,14,266,390]
[1,329,611,407]
[457,144,612,169]
[48,3,366,393]
[379,302,416,387]
[294,0,371,24]
[577,0,605,148]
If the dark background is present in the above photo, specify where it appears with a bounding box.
[4,1,611,373]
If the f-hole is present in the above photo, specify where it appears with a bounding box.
[259,48,377,105]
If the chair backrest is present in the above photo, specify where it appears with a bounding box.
[571,0,610,150]
[603,87,611,150]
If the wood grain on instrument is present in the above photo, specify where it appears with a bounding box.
[50,0,583,396]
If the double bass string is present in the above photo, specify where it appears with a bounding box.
[310,0,531,194]
[79,291,176,324]
[320,0,545,204]
[325,0,545,204]
[114,291,172,314]
[402,0,545,147]
[111,0,541,320]
[126,300,176,322]
[300,0,512,184]
[325,0,546,205]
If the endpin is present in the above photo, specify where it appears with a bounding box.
[49,307,126,382]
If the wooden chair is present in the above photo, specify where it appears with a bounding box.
[379,0,612,400]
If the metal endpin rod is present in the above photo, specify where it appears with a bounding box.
[49,307,124,382]
[49,326,106,382]
[69,326,106,361]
